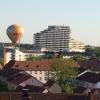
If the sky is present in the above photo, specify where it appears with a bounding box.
[0,0,100,46]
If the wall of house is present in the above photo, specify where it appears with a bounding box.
[19,77,43,87]
[95,82,100,88]
[25,71,49,83]
[4,47,45,64]
[78,81,95,89]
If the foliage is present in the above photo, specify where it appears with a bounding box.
[0,78,16,91]
[72,54,86,62]
[27,56,42,61]
[50,58,78,93]
[0,58,4,66]
[85,46,100,59]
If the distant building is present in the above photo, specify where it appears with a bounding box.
[4,47,44,64]
[34,26,70,51]
[69,37,85,52]
[34,26,85,52]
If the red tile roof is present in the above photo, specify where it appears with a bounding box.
[4,59,77,71]
[7,60,52,71]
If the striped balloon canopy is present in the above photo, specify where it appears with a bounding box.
[6,24,24,44]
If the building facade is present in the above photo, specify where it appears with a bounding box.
[4,60,52,83]
[69,37,85,52]
[34,26,71,51]
[4,47,44,64]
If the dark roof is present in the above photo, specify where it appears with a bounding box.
[73,86,87,93]
[4,60,16,69]
[78,59,100,73]
[0,68,20,78]
[43,80,55,87]
[7,71,32,85]
[77,69,100,83]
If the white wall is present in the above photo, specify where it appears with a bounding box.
[25,71,49,83]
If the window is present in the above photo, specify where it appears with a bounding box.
[39,77,42,80]
[45,77,48,81]
[34,71,37,74]
[40,71,42,74]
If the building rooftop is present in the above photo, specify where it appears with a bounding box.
[77,69,100,83]
[4,60,52,71]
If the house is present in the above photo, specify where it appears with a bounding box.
[78,59,100,73]
[4,47,45,64]
[43,80,62,93]
[3,60,52,83]
[76,59,100,90]
[7,71,43,88]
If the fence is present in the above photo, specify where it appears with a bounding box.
[0,92,90,100]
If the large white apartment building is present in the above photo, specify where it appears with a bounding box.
[34,26,70,51]
[34,26,85,52]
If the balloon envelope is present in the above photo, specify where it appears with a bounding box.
[6,24,24,44]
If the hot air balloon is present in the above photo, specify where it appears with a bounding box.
[6,24,24,45]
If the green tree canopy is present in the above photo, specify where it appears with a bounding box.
[50,58,78,93]
[72,54,86,62]
[0,78,16,91]
[85,46,100,59]
[27,56,42,61]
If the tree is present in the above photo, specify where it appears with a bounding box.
[72,54,86,62]
[0,78,16,91]
[50,58,78,93]
[85,46,100,59]
[27,56,42,61]
[0,58,4,66]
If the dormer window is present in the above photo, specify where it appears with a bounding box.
[34,71,37,74]
[26,65,30,67]
[15,65,19,67]
[36,65,40,68]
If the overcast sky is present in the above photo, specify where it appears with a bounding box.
[0,0,100,46]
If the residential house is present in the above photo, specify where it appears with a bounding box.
[3,60,52,83]
[76,59,100,91]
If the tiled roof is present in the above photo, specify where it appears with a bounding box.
[4,59,77,72]
[8,60,52,71]
[78,59,100,72]
[0,69,20,78]
[7,71,32,85]
[77,69,100,83]
[43,80,55,87]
